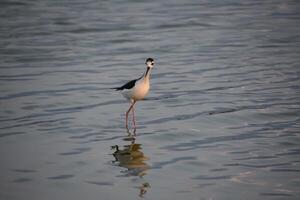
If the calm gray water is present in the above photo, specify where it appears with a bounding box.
[1,0,300,199]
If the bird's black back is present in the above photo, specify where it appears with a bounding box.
[113,79,137,91]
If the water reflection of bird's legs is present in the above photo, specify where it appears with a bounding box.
[139,182,150,197]
[126,127,136,137]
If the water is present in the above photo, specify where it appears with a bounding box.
[1,0,300,199]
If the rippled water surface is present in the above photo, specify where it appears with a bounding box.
[1,0,300,199]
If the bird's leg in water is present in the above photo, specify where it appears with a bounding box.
[125,100,136,129]
[132,104,136,130]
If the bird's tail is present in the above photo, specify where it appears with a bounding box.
[111,87,121,91]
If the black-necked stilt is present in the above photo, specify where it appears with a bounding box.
[113,58,155,131]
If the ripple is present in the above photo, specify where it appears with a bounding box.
[13,178,33,183]
[260,193,293,197]
[86,181,114,186]
[0,86,102,100]
[0,131,25,138]
[152,156,197,169]
[192,175,232,180]
[13,169,37,173]
[44,100,123,114]
[0,117,74,131]
[162,131,263,151]
[270,168,300,172]
[224,162,291,169]
[47,174,74,180]
[235,156,277,161]
[59,147,91,156]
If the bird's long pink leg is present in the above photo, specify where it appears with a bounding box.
[132,104,136,130]
[125,107,130,130]
[125,100,136,129]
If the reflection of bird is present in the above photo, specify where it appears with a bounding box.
[111,140,150,197]
[113,58,155,130]
[111,143,149,176]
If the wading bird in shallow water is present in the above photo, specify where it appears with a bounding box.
[113,58,155,132]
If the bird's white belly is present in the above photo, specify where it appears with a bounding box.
[122,81,149,101]
[132,83,149,100]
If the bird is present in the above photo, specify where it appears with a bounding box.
[113,58,155,131]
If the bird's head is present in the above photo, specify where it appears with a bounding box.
[145,58,155,68]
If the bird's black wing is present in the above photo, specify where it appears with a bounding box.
[113,79,137,91]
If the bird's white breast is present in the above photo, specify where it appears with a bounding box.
[122,79,150,101]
